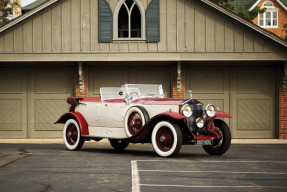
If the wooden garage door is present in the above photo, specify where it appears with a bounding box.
[0,68,28,138]
[0,67,73,138]
[185,65,275,139]
[88,65,171,97]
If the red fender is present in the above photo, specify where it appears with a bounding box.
[55,112,89,136]
[129,112,186,143]
[214,111,232,119]
[151,112,186,120]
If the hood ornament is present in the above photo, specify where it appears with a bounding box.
[187,90,192,99]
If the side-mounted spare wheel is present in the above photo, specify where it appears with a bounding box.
[151,121,182,157]
[63,119,85,151]
[124,106,149,137]
[203,119,231,155]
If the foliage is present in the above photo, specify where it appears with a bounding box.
[237,6,266,21]
[211,0,266,21]
[212,0,236,12]
[0,0,20,27]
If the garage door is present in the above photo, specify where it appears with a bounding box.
[88,65,171,97]
[185,65,275,139]
[0,67,73,138]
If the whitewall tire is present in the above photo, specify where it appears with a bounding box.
[124,106,149,137]
[63,119,85,151]
[151,121,182,157]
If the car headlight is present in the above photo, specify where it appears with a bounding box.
[196,118,204,128]
[205,104,216,117]
[181,104,192,117]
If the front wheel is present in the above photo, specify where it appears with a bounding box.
[109,139,129,151]
[203,119,231,155]
[63,119,85,151]
[151,121,182,157]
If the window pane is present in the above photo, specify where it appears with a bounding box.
[263,2,273,6]
[131,5,141,38]
[118,5,129,38]
[125,0,134,10]
[259,19,264,26]
[273,19,277,26]
[266,12,271,19]
[273,12,277,18]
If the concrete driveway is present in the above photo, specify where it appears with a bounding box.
[0,139,286,192]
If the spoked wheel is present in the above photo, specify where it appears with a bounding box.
[63,119,85,151]
[109,139,129,151]
[124,106,149,137]
[203,119,231,155]
[151,121,182,157]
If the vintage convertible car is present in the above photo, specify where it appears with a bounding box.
[56,84,232,157]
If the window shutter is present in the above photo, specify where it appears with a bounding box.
[146,0,160,42]
[98,0,113,43]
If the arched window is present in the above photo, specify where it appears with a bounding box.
[114,0,145,40]
[258,1,278,28]
[263,1,274,7]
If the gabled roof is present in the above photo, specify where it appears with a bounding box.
[0,0,286,48]
[22,0,48,11]
[201,0,287,47]
[0,0,60,33]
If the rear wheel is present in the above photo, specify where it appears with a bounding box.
[151,121,182,157]
[63,119,85,151]
[203,119,231,155]
[109,139,129,151]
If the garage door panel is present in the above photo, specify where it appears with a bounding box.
[0,71,23,93]
[29,67,73,138]
[236,67,275,94]
[186,66,225,94]
[35,70,72,94]
[132,66,171,97]
[237,99,272,130]
[35,99,68,131]
[0,99,22,131]
[186,65,275,139]
[230,66,275,138]
[89,65,171,97]
[91,66,129,96]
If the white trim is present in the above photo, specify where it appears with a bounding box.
[276,0,287,11]
[258,10,279,28]
[113,0,145,40]
[0,0,60,33]
[249,0,262,10]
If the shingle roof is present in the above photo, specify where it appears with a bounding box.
[281,0,287,7]
[232,0,258,10]
[22,0,48,10]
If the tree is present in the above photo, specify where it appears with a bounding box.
[211,0,266,21]
[237,6,266,21]
[0,0,20,27]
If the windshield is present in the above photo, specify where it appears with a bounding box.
[100,84,165,102]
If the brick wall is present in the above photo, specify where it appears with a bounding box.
[252,0,287,39]
[172,63,185,99]
[75,64,88,97]
[279,65,287,139]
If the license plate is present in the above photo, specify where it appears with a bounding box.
[197,140,213,145]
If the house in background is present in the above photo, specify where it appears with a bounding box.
[234,0,287,39]
[1,0,287,139]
